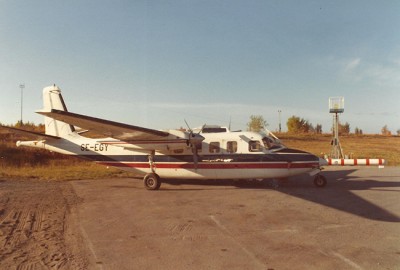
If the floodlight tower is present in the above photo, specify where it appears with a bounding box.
[329,97,344,159]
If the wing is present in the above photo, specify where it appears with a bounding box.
[0,125,60,140]
[36,109,170,141]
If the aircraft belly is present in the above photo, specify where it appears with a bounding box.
[156,167,292,180]
[92,152,318,180]
[149,162,292,180]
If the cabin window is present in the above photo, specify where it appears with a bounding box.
[209,142,220,153]
[249,140,262,152]
[227,141,237,153]
[197,143,203,153]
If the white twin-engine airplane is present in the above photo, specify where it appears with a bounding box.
[5,85,328,190]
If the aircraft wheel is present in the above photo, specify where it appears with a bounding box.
[143,173,161,190]
[314,174,327,188]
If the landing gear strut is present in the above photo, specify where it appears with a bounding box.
[313,174,327,188]
[143,173,161,190]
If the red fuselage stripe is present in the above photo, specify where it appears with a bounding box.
[97,162,318,169]
[100,140,186,145]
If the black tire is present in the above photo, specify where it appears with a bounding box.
[143,173,161,190]
[314,174,327,188]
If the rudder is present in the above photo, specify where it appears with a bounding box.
[41,84,75,137]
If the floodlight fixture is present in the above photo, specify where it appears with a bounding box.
[329,97,344,113]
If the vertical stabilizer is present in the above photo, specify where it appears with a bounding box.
[41,84,75,137]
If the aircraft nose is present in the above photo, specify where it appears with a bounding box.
[319,157,328,167]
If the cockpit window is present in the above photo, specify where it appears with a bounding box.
[262,137,273,148]
[249,140,262,152]
[262,136,284,150]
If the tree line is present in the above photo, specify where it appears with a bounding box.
[0,119,398,136]
[247,115,399,135]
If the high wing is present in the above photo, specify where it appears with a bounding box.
[36,109,172,141]
[0,125,60,140]
[36,109,204,152]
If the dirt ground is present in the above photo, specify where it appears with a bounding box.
[1,167,399,270]
[0,179,90,270]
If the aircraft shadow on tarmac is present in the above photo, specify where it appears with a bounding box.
[281,169,400,223]
[110,169,399,222]
[159,169,400,223]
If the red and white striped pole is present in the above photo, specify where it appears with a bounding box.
[326,158,385,166]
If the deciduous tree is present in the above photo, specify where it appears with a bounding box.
[338,122,350,135]
[381,125,391,136]
[247,115,268,132]
[287,115,311,133]
[315,124,322,134]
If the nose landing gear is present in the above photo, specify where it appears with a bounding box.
[314,174,327,188]
[144,173,161,190]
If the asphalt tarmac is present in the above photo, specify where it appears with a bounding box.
[71,167,400,270]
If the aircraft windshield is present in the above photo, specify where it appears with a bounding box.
[259,129,285,150]
[262,136,285,150]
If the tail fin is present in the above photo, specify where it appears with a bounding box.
[40,84,75,137]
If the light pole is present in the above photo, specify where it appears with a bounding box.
[278,110,282,133]
[19,83,25,125]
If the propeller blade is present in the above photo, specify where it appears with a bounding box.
[197,124,206,135]
[184,119,192,132]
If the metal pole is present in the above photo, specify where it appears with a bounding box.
[335,113,339,157]
[278,110,282,133]
[330,112,344,159]
[19,83,25,125]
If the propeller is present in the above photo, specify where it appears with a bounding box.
[184,120,205,170]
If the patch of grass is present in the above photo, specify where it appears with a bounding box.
[0,161,133,181]
[279,134,400,166]
[1,139,135,180]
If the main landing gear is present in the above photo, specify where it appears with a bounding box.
[313,174,327,188]
[143,173,162,190]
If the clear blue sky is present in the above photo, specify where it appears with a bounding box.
[1,1,399,134]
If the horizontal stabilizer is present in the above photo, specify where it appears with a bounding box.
[0,125,60,140]
[37,109,169,141]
